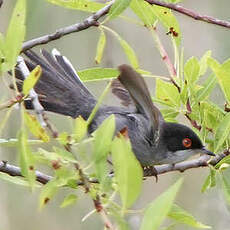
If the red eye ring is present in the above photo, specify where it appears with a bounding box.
[182,138,192,148]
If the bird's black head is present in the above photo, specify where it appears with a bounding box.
[160,122,214,157]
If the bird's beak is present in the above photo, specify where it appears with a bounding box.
[200,147,215,156]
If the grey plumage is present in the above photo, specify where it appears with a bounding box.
[15,49,214,166]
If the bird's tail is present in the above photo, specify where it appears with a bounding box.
[15,49,97,119]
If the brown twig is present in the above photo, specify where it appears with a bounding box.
[21,2,113,52]
[145,0,230,29]
[0,0,3,8]
[20,0,230,53]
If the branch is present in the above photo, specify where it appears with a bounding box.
[21,2,113,52]
[146,0,230,29]
[21,0,230,52]
[0,152,228,185]
[0,0,3,8]
[17,56,46,127]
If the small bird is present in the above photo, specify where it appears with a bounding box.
[15,49,214,167]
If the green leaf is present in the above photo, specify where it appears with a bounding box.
[201,167,216,193]
[221,173,230,206]
[37,147,77,164]
[103,26,139,68]
[18,129,36,188]
[214,113,230,153]
[156,79,180,107]
[78,68,119,81]
[208,57,230,103]
[200,101,225,133]
[4,0,26,69]
[196,74,217,101]
[0,172,40,187]
[130,0,156,27]
[140,178,183,230]
[53,147,77,163]
[152,5,181,46]
[199,50,212,76]
[215,155,230,170]
[93,115,115,186]
[111,133,143,210]
[95,29,106,64]
[74,116,88,142]
[60,194,78,208]
[46,0,105,12]
[39,179,59,209]
[119,38,139,68]
[24,112,50,142]
[168,204,211,229]
[160,108,179,122]
[184,57,200,85]
[22,65,42,95]
[108,0,131,20]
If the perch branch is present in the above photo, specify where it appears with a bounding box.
[0,152,228,185]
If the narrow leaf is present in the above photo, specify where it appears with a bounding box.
[0,172,40,187]
[74,116,88,142]
[201,167,216,193]
[95,29,106,64]
[184,57,200,84]
[214,113,230,153]
[221,174,230,206]
[119,38,139,68]
[130,0,156,27]
[140,178,183,230]
[152,5,181,46]
[156,79,180,107]
[24,112,50,142]
[5,0,26,69]
[60,194,78,208]
[22,65,42,95]
[46,0,105,12]
[215,155,230,170]
[111,133,143,210]
[168,204,211,229]
[18,129,36,188]
[208,57,230,103]
[199,50,212,76]
[196,74,217,101]
[39,179,59,209]
[78,68,119,81]
[108,0,131,20]
[93,115,115,186]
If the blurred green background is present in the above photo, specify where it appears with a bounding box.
[0,0,230,229]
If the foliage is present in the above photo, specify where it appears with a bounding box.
[0,0,230,229]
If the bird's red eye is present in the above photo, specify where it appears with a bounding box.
[182,138,192,148]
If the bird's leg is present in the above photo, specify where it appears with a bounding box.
[143,165,158,182]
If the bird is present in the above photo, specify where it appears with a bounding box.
[15,49,214,167]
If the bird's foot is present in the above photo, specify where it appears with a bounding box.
[143,165,158,182]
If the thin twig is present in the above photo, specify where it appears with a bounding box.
[21,2,114,52]
[20,0,230,53]
[146,0,230,29]
[0,0,3,8]
[151,28,180,91]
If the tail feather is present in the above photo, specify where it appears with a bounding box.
[15,49,97,119]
